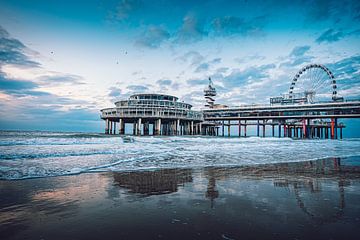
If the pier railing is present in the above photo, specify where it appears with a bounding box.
[101,107,203,121]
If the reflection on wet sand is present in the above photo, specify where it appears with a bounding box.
[112,168,193,196]
[202,158,359,220]
[1,157,360,240]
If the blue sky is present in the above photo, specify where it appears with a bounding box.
[0,0,359,134]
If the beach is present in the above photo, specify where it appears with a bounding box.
[1,157,360,240]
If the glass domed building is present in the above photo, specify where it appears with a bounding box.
[101,93,214,135]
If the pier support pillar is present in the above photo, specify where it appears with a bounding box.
[177,119,180,135]
[119,119,124,135]
[105,119,109,134]
[272,124,274,137]
[144,122,149,135]
[228,120,231,137]
[334,118,338,139]
[191,121,194,135]
[238,120,241,137]
[257,120,260,137]
[137,118,142,136]
[244,120,247,137]
[306,119,311,139]
[330,118,335,139]
[109,121,113,135]
[278,123,281,138]
[113,121,116,135]
[133,122,137,135]
[222,121,224,137]
[155,119,161,135]
[302,119,306,139]
[340,127,343,139]
[262,120,266,137]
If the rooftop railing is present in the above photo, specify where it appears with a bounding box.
[101,107,203,121]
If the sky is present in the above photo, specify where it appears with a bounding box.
[0,0,359,133]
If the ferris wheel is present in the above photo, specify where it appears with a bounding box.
[288,64,340,103]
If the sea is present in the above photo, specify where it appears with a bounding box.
[1,130,360,180]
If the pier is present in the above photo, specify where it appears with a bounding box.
[100,94,213,136]
[101,64,360,138]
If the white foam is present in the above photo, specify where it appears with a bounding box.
[1,131,360,179]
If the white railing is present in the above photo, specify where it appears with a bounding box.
[101,107,203,121]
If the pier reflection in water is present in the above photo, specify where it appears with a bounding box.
[112,168,193,196]
[1,157,360,240]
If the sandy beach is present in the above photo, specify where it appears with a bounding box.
[1,157,360,240]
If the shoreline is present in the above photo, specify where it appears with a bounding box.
[1,155,360,181]
[1,157,360,240]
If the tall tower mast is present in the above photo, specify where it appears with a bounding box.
[204,77,216,108]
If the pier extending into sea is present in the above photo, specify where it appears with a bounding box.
[100,64,360,139]
[101,93,218,136]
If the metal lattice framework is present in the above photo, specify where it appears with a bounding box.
[289,64,337,102]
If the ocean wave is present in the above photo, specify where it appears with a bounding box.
[1,131,360,180]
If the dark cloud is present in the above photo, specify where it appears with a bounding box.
[216,67,229,74]
[126,85,149,91]
[280,45,314,68]
[177,51,204,66]
[135,26,170,48]
[290,45,311,57]
[234,54,266,64]
[193,57,221,73]
[211,15,267,37]
[156,79,172,86]
[0,72,38,91]
[187,79,209,85]
[194,63,209,73]
[316,29,344,43]
[108,87,122,97]
[222,64,276,88]
[305,0,335,22]
[328,55,360,84]
[0,25,40,67]
[175,14,207,44]
[210,58,221,64]
[37,73,84,85]
[114,0,142,21]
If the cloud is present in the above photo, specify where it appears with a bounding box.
[0,71,38,91]
[156,79,172,86]
[108,87,122,97]
[193,57,222,73]
[37,73,84,85]
[280,45,314,68]
[216,67,229,74]
[327,55,360,98]
[210,58,221,64]
[316,29,344,43]
[114,0,142,21]
[305,0,335,22]
[290,45,311,57]
[176,51,204,66]
[175,14,207,44]
[194,63,209,73]
[187,79,209,85]
[126,85,149,91]
[221,64,276,88]
[0,25,40,67]
[211,15,267,37]
[135,25,170,48]
[234,54,266,64]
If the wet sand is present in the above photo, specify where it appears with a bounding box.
[1,157,360,240]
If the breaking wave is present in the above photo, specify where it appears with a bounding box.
[1,131,360,180]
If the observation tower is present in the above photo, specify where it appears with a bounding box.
[204,77,217,108]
